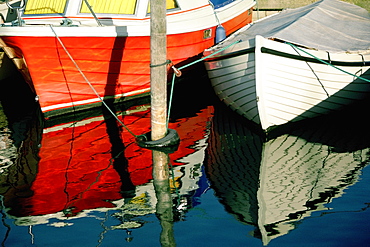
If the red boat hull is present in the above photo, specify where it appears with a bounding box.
[1,10,252,117]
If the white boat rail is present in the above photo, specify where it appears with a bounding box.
[5,0,24,26]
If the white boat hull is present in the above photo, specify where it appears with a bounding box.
[205,35,370,131]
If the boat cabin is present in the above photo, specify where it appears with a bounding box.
[21,0,238,19]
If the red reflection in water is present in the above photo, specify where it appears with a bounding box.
[12,105,214,217]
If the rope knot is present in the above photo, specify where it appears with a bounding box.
[171,65,182,77]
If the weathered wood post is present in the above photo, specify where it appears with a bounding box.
[150,1,176,246]
[150,0,168,142]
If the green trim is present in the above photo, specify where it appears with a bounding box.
[205,43,370,68]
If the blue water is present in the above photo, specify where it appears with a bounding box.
[1,75,370,247]
[2,164,370,247]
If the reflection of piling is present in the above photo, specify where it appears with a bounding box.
[152,150,176,247]
[152,150,169,181]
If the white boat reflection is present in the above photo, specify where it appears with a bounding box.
[206,101,370,245]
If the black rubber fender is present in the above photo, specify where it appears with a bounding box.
[136,128,180,152]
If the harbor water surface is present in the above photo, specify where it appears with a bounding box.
[0,71,370,247]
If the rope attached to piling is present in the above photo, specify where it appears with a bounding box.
[50,24,240,147]
[167,39,241,126]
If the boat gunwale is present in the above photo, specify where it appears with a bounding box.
[204,39,370,67]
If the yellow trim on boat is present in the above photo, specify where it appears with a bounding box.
[24,0,67,14]
[80,0,137,15]
[23,0,178,15]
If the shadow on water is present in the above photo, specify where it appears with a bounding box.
[206,98,370,245]
[102,100,136,200]
[0,71,42,217]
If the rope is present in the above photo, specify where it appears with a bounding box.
[49,25,138,137]
[287,42,370,83]
[167,39,241,126]
[180,39,241,71]
[289,44,330,97]
[208,0,221,26]
[150,59,172,68]
[82,0,103,26]
[51,23,240,134]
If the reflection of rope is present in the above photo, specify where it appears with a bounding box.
[62,121,76,216]
[28,226,35,244]
[64,149,115,217]
[49,25,137,137]
[0,195,11,246]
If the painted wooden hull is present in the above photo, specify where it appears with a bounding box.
[0,0,255,118]
[205,34,370,131]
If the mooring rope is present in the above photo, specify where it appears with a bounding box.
[287,42,370,83]
[49,25,138,137]
[50,24,240,137]
[167,39,241,126]
[289,43,330,97]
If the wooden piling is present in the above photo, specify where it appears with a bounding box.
[150,3,175,244]
[150,0,167,142]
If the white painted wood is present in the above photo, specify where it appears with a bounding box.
[205,34,370,131]
[0,0,256,36]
